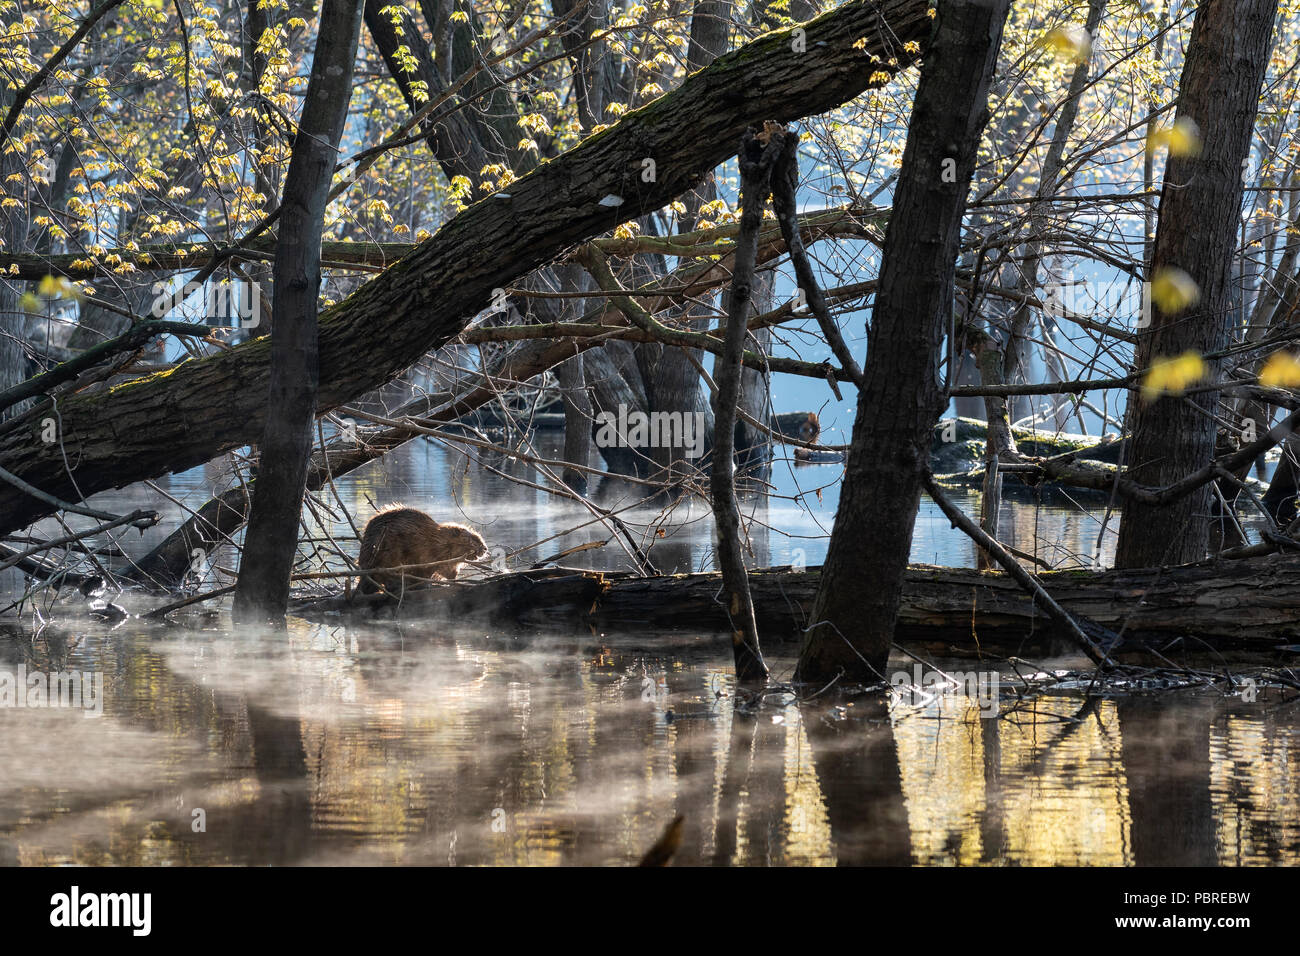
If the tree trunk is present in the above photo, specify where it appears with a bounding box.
[587,341,652,476]
[554,353,594,494]
[364,0,508,188]
[793,0,1010,686]
[735,278,773,474]
[974,331,1017,570]
[526,264,596,493]
[553,0,619,132]
[619,0,739,485]
[1114,0,1278,568]
[630,237,703,482]
[711,126,779,685]
[231,0,363,624]
[1002,0,1107,423]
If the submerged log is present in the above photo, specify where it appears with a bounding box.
[290,553,1300,657]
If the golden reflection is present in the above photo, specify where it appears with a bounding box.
[893,697,990,865]
[997,699,1129,866]
[2,620,1298,866]
[1211,713,1300,865]
[783,711,834,866]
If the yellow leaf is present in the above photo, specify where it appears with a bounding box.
[1149,267,1200,315]
[1259,351,1300,388]
[1043,25,1092,64]
[1147,117,1202,158]
[19,292,40,311]
[1141,351,1206,402]
[37,274,60,296]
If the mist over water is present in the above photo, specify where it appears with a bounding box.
[2,618,1296,866]
[7,428,1125,584]
[1,433,1293,866]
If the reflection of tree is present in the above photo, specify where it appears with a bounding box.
[740,707,788,865]
[1213,706,1300,864]
[977,712,1006,863]
[1117,698,1216,865]
[798,698,911,866]
[713,708,756,865]
[13,611,1281,867]
[243,703,314,865]
[666,668,718,864]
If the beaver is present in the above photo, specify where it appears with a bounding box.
[790,411,821,461]
[773,410,820,446]
[796,411,820,444]
[356,506,488,596]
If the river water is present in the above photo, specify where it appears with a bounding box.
[1,434,1296,866]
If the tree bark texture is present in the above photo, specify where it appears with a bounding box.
[711,127,781,684]
[231,0,364,623]
[1115,0,1278,568]
[293,552,1300,657]
[794,0,1010,686]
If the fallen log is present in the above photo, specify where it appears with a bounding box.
[289,554,1300,657]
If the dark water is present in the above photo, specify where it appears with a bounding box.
[1,435,1295,866]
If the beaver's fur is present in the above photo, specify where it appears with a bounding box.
[797,411,820,443]
[793,412,821,461]
[357,506,488,596]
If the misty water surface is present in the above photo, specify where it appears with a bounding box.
[1,433,1295,866]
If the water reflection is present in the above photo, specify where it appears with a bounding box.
[1,619,1296,866]
[1,426,1291,866]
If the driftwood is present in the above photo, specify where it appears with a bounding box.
[290,554,1300,657]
